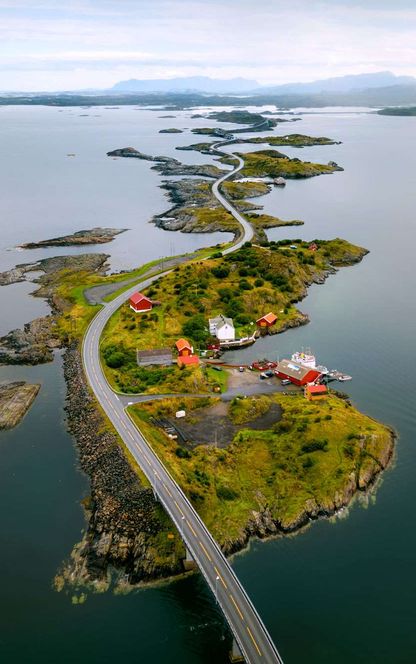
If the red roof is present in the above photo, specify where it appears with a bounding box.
[129,291,151,306]
[175,338,192,352]
[257,312,278,325]
[306,384,327,394]
[177,355,199,366]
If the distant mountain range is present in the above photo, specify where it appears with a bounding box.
[255,71,416,95]
[3,71,416,108]
[111,75,258,93]
[112,71,416,95]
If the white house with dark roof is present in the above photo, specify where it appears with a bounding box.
[208,314,235,341]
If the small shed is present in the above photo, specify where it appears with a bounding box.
[175,338,193,357]
[256,312,278,328]
[304,384,328,400]
[137,348,173,366]
[129,291,153,313]
[308,243,318,252]
[177,355,199,367]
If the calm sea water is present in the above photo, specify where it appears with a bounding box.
[0,106,415,663]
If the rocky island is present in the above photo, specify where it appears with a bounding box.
[0,381,40,429]
[19,227,128,249]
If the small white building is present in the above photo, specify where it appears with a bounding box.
[209,314,235,341]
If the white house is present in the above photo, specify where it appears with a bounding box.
[208,314,235,341]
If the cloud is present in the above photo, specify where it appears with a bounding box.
[0,0,416,90]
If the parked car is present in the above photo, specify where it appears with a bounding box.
[281,379,291,386]
[239,366,244,372]
[260,370,274,379]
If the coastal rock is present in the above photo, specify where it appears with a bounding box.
[0,381,40,429]
[159,128,183,133]
[0,316,59,365]
[19,227,128,250]
[56,346,182,592]
[0,253,109,288]
[106,146,226,178]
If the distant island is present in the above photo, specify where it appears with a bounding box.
[19,227,127,249]
[378,106,416,116]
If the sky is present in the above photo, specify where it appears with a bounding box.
[1,0,416,91]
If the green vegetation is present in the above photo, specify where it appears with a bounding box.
[220,180,271,200]
[129,393,393,544]
[244,133,339,147]
[229,395,271,424]
[169,206,239,234]
[101,240,367,394]
[238,149,342,178]
[247,213,304,230]
[208,110,271,124]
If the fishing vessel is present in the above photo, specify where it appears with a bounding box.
[291,349,328,374]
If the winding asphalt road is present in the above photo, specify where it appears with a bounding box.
[82,150,283,663]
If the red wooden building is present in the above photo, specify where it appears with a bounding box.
[177,355,199,367]
[129,291,153,313]
[256,312,278,328]
[275,359,322,386]
[305,384,328,400]
[175,338,193,357]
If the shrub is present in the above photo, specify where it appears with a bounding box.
[105,352,126,368]
[216,485,239,501]
[301,439,328,454]
[302,456,315,469]
[175,447,191,459]
[211,266,230,279]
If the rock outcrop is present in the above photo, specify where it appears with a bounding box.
[0,381,40,429]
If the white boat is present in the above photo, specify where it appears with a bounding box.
[291,349,316,368]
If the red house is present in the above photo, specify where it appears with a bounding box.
[129,291,153,313]
[275,359,322,386]
[256,312,278,328]
[175,338,193,357]
[177,355,199,367]
[305,384,328,400]
[308,243,318,252]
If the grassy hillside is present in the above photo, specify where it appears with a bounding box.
[129,393,394,548]
[100,240,367,394]
[238,149,342,178]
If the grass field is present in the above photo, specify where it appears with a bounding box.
[129,393,393,548]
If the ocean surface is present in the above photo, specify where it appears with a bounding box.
[0,105,415,663]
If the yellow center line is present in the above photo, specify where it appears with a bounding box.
[246,626,262,657]
[174,500,185,517]
[198,540,212,562]
[214,566,227,589]
[229,593,244,621]
[188,522,197,537]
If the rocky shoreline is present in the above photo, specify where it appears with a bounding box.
[56,345,183,593]
[222,422,396,556]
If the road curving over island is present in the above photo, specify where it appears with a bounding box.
[82,152,283,663]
